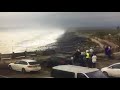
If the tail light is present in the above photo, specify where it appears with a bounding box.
[27,64,39,68]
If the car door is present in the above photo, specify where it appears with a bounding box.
[18,61,28,71]
[12,61,20,71]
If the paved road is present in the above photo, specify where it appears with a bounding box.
[0,64,51,78]
[0,75,10,78]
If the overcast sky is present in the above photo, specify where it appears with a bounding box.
[1,12,120,53]
[1,12,120,31]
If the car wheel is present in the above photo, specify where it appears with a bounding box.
[103,71,109,77]
[9,65,12,70]
[22,68,26,73]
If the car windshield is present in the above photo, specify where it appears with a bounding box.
[85,70,108,78]
[29,62,39,65]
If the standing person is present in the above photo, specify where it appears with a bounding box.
[107,46,112,59]
[72,49,81,65]
[85,50,91,68]
[79,51,85,66]
[105,46,108,56]
[82,52,87,67]
[89,47,94,59]
[12,52,15,59]
[92,53,97,68]
[90,47,94,54]
[24,51,27,58]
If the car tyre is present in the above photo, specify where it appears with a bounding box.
[22,68,26,73]
[103,71,109,77]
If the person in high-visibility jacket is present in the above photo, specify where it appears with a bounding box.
[85,50,91,68]
[86,52,90,58]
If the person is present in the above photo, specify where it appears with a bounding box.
[89,47,94,54]
[92,53,97,68]
[72,49,81,65]
[12,52,15,59]
[105,46,108,56]
[71,57,74,65]
[89,47,94,58]
[24,51,27,58]
[107,46,112,59]
[79,51,85,66]
[85,50,91,68]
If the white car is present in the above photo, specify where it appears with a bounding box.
[101,63,120,77]
[8,59,41,73]
[51,65,107,78]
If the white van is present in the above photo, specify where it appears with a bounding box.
[51,65,107,78]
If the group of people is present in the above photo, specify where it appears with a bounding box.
[71,48,97,68]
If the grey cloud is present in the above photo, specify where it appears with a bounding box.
[0,12,120,30]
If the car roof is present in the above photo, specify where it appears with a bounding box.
[52,65,99,74]
[109,63,120,67]
[21,59,37,62]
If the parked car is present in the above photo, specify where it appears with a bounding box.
[8,59,41,73]
[41,56,72,68]
[51,65,107,78]
[101,63,120,77]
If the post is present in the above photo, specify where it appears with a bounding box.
[24,51,27,58]
[12,52,15,59]
[12,40,14,53]
[0,53,1,62]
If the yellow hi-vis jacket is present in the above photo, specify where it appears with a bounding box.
[86,52,90,58]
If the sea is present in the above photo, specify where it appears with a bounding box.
[0,28,65,54]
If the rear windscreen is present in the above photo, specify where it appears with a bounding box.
[51,69,75,78]
[85,70,108,78]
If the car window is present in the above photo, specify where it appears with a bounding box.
[111,64,120,69]
[51,69,75,78]
[19,61,28,65]
[85,70,107,78]
[14,61,20,64]
[29,62,39,65]
[77,73,88,78]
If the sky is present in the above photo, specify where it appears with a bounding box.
[0,12,120,30]
[1,12,120,53]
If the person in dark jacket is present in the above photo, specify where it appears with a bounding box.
[72,49,81,65]
[107,46,112,59]
[79,52,85,66]
[105,46,108,56]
